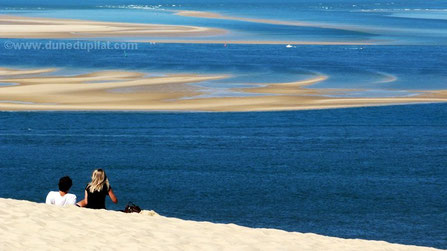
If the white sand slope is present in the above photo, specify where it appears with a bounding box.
[0,199,441,251]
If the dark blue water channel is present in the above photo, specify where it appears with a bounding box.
[0,104,446,248]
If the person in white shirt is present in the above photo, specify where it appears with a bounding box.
[46,176,77,206]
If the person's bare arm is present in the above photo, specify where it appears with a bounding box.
[76,190,88,207]
[109,188,118,204]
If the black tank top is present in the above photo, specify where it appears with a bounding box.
[85,184,110,209]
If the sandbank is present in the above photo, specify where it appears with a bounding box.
[0,15,225,39]
[0,67,446,112]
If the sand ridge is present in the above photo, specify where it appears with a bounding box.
[0,198,441,251]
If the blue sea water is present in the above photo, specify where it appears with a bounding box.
[0,104,446,249]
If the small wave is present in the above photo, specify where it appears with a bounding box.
[358,8,447,13]
[96,5,167,11]
[0,7,45,10]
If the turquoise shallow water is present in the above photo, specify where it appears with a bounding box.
[2,0,447,44]
[0,9,374,43]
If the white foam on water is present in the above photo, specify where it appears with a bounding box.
[96,5,165,11]
[358,8,447,13]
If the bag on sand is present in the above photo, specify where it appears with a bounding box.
[123,202,141,213]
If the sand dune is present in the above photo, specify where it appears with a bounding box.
[0,15,224,39]
[0,198,440,251]
[0,67,446,111]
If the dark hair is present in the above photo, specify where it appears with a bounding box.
[58,176,73,193]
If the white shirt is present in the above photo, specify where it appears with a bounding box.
[45,191,77,206]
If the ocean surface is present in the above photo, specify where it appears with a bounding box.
[0,104,446,249]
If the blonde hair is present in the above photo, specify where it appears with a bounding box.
[88,169,110,193]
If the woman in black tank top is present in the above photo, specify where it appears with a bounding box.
[77,169,118,209]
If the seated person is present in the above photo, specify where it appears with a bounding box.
[45,176,77,206]
[77,169,118,209]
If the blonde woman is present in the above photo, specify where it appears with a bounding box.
[77,169,118,209]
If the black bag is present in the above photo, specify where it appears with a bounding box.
[124,202,141,213]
